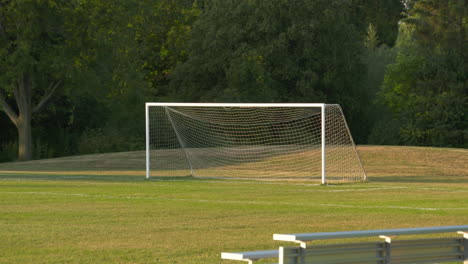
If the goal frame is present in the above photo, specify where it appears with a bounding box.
[145,102,366,184]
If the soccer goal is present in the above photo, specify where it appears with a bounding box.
[145,103,366,183]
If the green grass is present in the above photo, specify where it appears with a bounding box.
[0,146,467,263]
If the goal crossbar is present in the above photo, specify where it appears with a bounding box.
[146,102,325,108]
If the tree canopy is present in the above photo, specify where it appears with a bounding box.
[377,0,467,147]
[0,0,145,160]
[172,0,366,103]
[0,0,465,162]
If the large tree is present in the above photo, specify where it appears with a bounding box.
[0,0,140,160]
[378,0,467,147]
[0,0,69,161]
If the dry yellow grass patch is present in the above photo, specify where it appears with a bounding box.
[357,145,468,186]
[0,146,466,185]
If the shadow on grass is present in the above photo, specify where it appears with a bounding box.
[2,171,466,185]
[0,172,238,183]
[0,172,205,182]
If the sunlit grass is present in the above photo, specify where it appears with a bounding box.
[0,146,467,263]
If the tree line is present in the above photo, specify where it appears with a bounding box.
[0,0,466,162]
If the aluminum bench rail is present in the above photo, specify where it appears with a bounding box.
[274,225,468,246]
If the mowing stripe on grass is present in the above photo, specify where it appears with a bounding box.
[1,176,467,193]
[1,191,467,211]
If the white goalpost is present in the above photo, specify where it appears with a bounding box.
[145,103,366,184]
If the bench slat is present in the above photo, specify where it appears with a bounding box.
[221,249,278,261]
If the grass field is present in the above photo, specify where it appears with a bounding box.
[0,145,467,263]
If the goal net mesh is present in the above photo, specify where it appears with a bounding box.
[147,104,365,182]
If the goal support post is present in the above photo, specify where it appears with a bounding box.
[145,103,366,184]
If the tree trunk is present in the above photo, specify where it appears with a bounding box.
[17,113,33,161]
[15,73,34,161]
[1,74,60,161]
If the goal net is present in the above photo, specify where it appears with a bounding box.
[145,103,366,183]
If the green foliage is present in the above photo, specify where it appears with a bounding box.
[378,1,467,147]
[171,0,368,143]
[0,0,66,88]
[70,0,198,156]
[133,0,199,99]
[362,40,397,144]
[0,0,148,160]
[364,24,380,49]
[64,0,147,97]
[404,0,467,56]
[0,141,17,162]
[77,127,143,155]
[351,0,404,46]
[368,118,402,145]
[0,0,463,159]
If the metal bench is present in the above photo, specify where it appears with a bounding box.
[221,225,468,264]
[274,225,468,264]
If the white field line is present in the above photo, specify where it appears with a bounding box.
[1,191,467,211]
